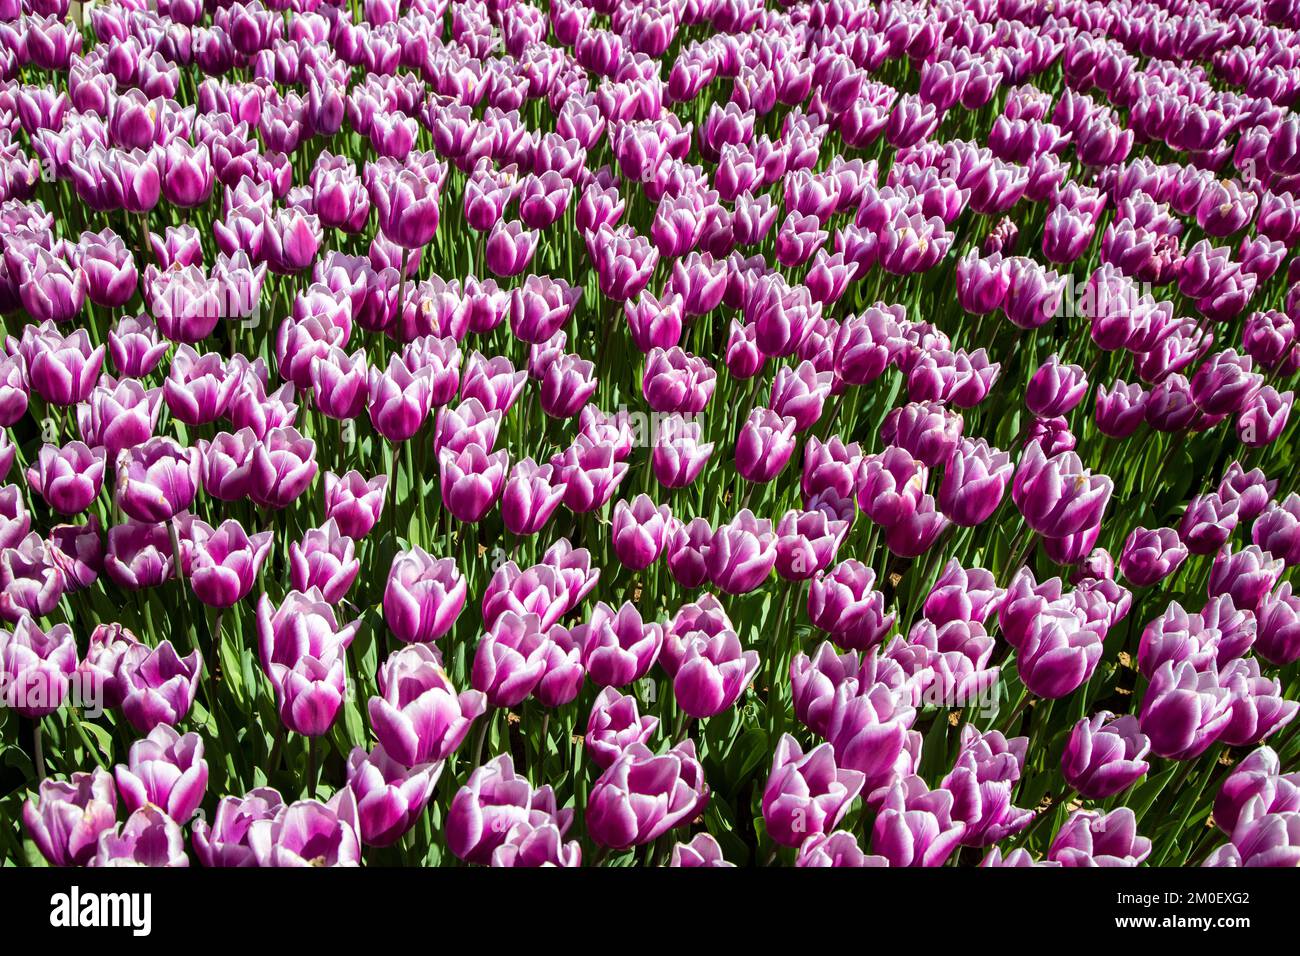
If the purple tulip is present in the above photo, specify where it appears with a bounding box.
[585,740,709,850]
[1214,747,1300,836]
[245,791,362,867]
[611,494,672,571]
[289,520,360,604]
[384,547,467,644]
[775,509,846,581]
[78,376,163,459]
[660,594,759,718]
[323,470,388,540]
[531,345,594,416]
[1013,442,1113,539]
[188,519,273,609]
[1017,607,1104,699]
[1027,354,1089,418]
[91,805,189,867]
[586,686,659,770]
[1257,583,1300,667]
[369,643,486,766]
[1218,657,1298,747]
[824,681,918,793]
[446,754,574,864]
[671,832,734,867]
[0,617,77,718]
[119,640,202,734]
[1048,807,1151,866]
[345,744,442,848]
[367,356,434,442]
[577,601,663,688]
[872,776,966,867]
[22,323,103,407]
[439,443,507,523]
[1061,712,1151,799]
[115,437,200,524]
[248,426,317,509]
[763,734,865,847]
[257,588,358,737]
[27,442,105,515]
[114,725,208,823]
[1140,659,1233,760]
[22,768,117,867]
[1119,526,1189,587]
[939,438,1012,526]
[1179,493,1240,556]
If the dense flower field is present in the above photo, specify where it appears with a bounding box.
[0,0,1299,869]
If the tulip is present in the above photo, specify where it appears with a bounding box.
[1179,493,1239,556]
[1012,442,1113,539]
[585,741,709,850]
[872,776,966,867]
[245,791,362,867]
[1213,747,1300,836]
[1204,808,1300,867]
[27,442,105,515]
[652,415,714,489]
[775,509,846,581]
[763,734,866,847]
[824,681,918,792]
[611,495,672,571]
[164,346,241,426]
[735,408,798,483]
[586,687,659,770]
[797,831,888,867]
[367,356,434,442]
[119,640,202,733]
[256,589,359,736]
[1257,583,1300,667]
[114,725,208,823]
[188,519,273,609]
[1027,354,1088,418]
[551,439,628,513]
[938,438,1012,526]
[577,601,663,688]
[500,458,567,537]
[1218,657,1298,747]
[0,486,30,550]
[1118,526,1188,587]
[90,806,190,867]
[323,470,388,539]
[539,354,598,419]
[384,547,467,644]
[770,360,834,431]
[193,788,286,867]
[247,426,317,509]
[446,754,573,864]
[345,745,443,847]
[369,643,486,766]
[706,509,776,595]
[23,323,102,407]
[289,520,359,604]
[471,611,549,708]
[661,595,759,719]
[1140,660,1233,760]
[1016,608,1104,699]
[115,437,200,524]
[22,768,118,867]
[0,617,78,718]
[1061,713,1151,799]
[0,533,66,622]
[1048,808,1151,866]
[671,833,734,867]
